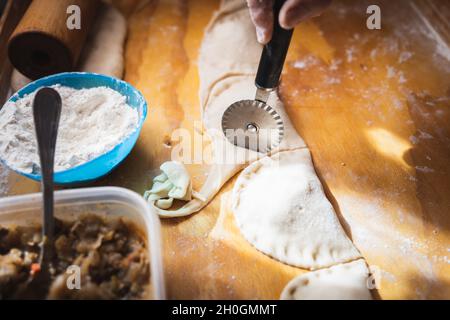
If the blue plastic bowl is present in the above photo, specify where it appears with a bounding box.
[2,72,147,185]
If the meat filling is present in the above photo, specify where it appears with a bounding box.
[0,215,151,299]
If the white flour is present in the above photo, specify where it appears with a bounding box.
[0,164,9,196]
[0,85,139,173]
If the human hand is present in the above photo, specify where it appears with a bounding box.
[247,0,331,44]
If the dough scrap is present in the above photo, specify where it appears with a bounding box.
[144,161,193,209]
[280,259,372,300]
[10,4,127,92]
[231,149,361,270]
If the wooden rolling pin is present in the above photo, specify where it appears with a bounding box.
[8,0,99,80]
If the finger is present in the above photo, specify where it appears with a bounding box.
[279,0,331,29]
[247,0,275,44]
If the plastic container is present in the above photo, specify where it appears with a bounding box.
[1,72,148,185]
[0,187,165,300]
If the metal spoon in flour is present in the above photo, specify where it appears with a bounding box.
[17,88,62,298]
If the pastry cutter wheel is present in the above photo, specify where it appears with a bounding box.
[221,0,293,153]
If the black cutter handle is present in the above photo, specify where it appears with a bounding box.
[255,0,293,90]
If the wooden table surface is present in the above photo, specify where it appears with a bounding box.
[2,0,449,299]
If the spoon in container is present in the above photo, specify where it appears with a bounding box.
[16,87,61,298]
